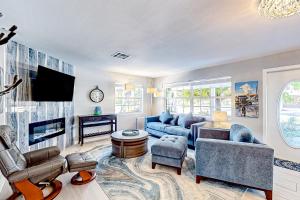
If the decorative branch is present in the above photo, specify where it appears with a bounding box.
[0,25,17,45]
[0,75,22,96]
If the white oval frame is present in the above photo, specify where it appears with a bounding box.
[277,80,300,149]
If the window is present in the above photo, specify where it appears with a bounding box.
[279,81,300,148]
[166,79,232,116]
[166,85,191,114]
[115,85,143,113]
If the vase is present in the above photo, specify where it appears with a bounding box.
[94,106,102,116]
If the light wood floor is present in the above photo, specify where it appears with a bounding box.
[1,135,299,200]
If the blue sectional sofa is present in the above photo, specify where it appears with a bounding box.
[145,115,206,148]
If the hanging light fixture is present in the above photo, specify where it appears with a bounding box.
[258,0,300,19]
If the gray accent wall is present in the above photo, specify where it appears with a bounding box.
[4,41,75,152]
[153,50,300,140]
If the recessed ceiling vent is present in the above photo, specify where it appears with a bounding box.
[112,52,130,59]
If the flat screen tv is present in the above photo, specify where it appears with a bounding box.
[32,66,75,101]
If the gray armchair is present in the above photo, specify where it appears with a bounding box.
[0,125,67,200]
[195,124,274,200]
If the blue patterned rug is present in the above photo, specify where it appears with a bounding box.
[87,138,255,200]
[274,158,300,172]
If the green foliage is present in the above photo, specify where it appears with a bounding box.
[282,92,293,104]
[215,87,231,97]
[182,89,191,97]
[291,81,300,90]
[194,88,210,97]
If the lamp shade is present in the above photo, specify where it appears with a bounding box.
[125,83,135,91]
[212,111,228,122]
[147,87,157,94]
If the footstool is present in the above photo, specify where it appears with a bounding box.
[151,135,188,175]
[66,152,98,185]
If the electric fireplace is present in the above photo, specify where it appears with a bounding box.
[29,118,65,145]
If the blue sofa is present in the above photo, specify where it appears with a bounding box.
[195,124,274,200]
[145,115,206,148]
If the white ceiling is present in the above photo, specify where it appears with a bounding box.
[1,0,300,78]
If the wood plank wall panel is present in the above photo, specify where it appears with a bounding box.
[5,41,75,152]
[6,41,18,145]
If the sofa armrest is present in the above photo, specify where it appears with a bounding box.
[144,115,160,130]
[195,138,274,190]
[190,122,207,146]
[23,146,60,167]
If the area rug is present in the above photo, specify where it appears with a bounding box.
[87,138,252,200]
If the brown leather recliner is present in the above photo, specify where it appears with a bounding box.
[0,125,67,200]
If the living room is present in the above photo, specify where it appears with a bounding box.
[0,1,300,200]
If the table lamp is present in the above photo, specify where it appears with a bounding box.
[212,111,228,122]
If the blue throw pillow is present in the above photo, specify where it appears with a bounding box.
[230,124,254,143]
[178,113,193,128]
[170,115,179,126]
[159,111,173,124]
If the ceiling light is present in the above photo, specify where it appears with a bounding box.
[258,0,300,19]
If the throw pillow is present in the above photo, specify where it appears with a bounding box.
[159,111,173,124]
[184,116,206,129]
[230,124,254,143]
[178,113,193,128]
[170,115,179,126]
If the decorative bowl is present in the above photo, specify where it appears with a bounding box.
[122,129,139,136]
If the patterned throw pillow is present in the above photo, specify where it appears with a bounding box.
[159,111,173,124]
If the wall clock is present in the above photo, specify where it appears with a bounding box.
[89,86,104,103]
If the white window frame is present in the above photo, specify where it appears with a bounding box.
[115,84,144,114]
[165,78,232,117]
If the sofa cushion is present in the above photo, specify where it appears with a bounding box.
[178,113,193,128]
[230,124,254,143]
[147,122,169,132]
[164,126,191,138]
[159,111,173,124]
[170,115,179,126]
[151,135,188,159]
[66,152,97,172]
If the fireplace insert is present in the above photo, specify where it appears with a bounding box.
[29,118,65,145]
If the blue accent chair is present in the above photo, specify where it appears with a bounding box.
[195,124,274,200]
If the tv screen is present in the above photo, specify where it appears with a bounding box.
[32,66,75,101]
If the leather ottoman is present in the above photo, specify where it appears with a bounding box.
[151,135,187,175]
[66,152,98,185]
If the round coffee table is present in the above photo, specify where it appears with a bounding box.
[111,130,149,158]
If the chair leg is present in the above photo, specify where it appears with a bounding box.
[177,168,181,175]
[196,175,201,184]
[11,179,62,200]
[152,162,156,169]
[264,190,272,200]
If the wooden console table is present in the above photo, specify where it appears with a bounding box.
[78,114,117,145]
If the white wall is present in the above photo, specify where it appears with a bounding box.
[74,66,154,141]
[153,49,300,140]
